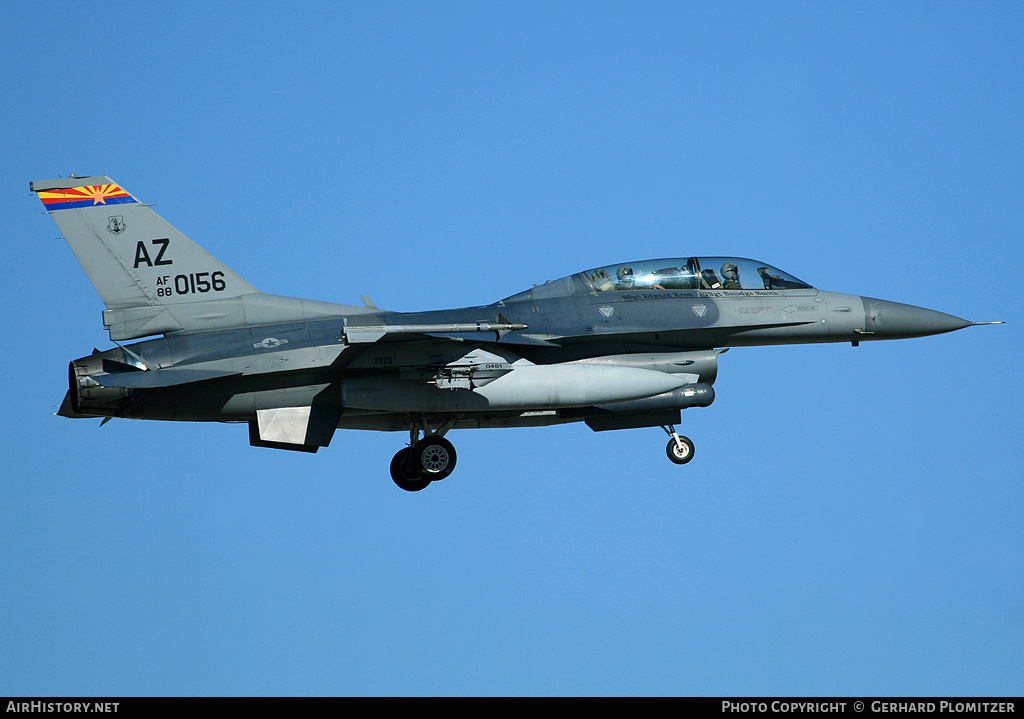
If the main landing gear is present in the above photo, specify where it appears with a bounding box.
[389,422,694,490]
[390,423,458,492]
[663,424,695,465]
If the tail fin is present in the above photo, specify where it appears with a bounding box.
[31,176,258,310]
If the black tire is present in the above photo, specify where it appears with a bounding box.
[390,447,432,492]
[413,436,457,480]
[666,436,695,465]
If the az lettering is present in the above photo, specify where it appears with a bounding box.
[133,239,173,268]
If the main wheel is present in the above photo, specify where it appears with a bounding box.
[390,447,432,492]
[413,436,457,480]
[666,435,695,465]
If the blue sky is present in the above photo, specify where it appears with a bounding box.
[2,2,1021,696]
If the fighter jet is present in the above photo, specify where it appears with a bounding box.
[32,176,1001,491]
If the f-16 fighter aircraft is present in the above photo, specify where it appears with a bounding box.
[32,176,1001,491]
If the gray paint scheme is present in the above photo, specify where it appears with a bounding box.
[33,176,1000,488]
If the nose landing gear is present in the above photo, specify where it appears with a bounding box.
[663,424,695,465]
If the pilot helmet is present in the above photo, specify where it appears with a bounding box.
[722,262,738,279]
[616,266,633,279]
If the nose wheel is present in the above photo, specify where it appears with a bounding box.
[663,425,695,465]
[390,433,458,491]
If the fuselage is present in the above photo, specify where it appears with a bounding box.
[63,256,972,431]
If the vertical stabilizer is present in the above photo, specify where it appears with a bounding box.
[31,176,258,311]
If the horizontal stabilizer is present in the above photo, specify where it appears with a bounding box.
[92,368,240,388]
[56,390,100,418]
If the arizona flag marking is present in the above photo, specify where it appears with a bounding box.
[37,183,137,211]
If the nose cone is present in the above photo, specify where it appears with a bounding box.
[861,297,972,339]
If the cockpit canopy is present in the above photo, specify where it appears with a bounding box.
[501,257,813,303]
[582,257,812,293]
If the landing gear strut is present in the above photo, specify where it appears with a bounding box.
[662,425,695,465]
[389,421,458,491]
